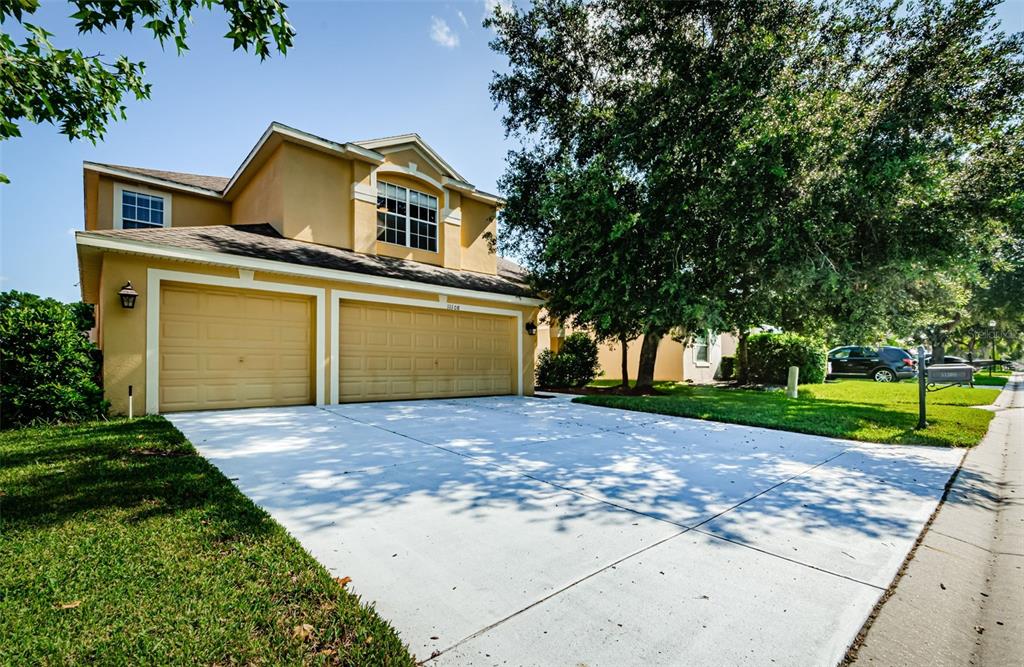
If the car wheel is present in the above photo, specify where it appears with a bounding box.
[873,368,896,383]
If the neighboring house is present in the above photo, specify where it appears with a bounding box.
[538,325,737,384]
[76,122,543,415]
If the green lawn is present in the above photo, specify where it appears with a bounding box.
[577,379,999,447]
[968,374,1008,387]
[0,417,414,665]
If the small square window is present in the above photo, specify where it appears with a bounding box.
[121,189,164,228]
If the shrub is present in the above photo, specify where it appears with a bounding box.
[536,332,601,388]
[0,291,107,428]
[718,355,735,381]
[745,332,826,385]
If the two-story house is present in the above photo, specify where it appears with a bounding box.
[76,123,543,415]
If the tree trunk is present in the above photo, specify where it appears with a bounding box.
[619,334,629,389]
[635,330,664,390]
[737,330,750,384]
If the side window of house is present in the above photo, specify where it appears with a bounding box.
[122,190,165,229]
[377,181,438,252]
[693,331,711,363]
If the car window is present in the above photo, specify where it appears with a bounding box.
[830,348,851,360]
[860,346,879,358]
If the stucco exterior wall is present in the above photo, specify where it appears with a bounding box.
[460,198,498,275]
[595,335,686,382]
[89,175,230,231]
[280,142,352,248]
[95,253,537,416]
[683,335,723,384]
[231,145,286,232]
[581,331,740,384]
[83,135,501,276]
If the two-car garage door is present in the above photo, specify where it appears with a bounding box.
[157,283,517,411]
[337,301,516,402]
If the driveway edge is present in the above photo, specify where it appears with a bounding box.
[844,373,1023,666]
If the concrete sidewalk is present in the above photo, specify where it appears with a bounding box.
[849,373,1024,666]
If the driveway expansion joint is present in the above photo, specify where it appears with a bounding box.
[171,396,966,666]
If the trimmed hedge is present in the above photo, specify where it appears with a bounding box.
[536,332,601,388]
[0,291,107,428]
[745,332,826,385]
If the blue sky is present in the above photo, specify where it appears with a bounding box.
[2,0,1023,302]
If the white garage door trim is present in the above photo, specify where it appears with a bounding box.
[146,267,326,413]
[329,289,523,404]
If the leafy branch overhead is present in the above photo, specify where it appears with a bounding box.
[488,0,1024,384]
[0,0,295,181]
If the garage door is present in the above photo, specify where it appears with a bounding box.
[159,283,313,412]
[338,301,516,402]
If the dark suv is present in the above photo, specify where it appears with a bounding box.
[827,346,918,382]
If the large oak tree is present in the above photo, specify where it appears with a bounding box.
[489,0,1024,387]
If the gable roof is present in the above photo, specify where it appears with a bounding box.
[93,164,229,193]
[353,133,468,183]
[83,122,503,205]
[77,224,534,299]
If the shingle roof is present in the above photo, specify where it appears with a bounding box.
[99,164,229,192]
[497,256,529,282]
[81,224,535,298]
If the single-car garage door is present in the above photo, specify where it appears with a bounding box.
[159,283,313,412]
[338,301,515,402]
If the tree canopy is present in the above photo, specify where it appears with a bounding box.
[489,0,1024,381]
[0,0,295,182]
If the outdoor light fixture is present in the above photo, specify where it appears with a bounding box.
[525,321,538,336]
[118,281,139,309]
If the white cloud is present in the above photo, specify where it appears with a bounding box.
[430,16,460,48]
[66,227,78,236]
[457,10,469,28]
[484,0,512,20]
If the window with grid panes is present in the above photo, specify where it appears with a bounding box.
[376,181,438,252]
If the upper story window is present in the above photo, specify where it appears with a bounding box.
[121,190,165,228]
[377,181,438,252]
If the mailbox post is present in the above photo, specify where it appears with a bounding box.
[919,360,976,430]
[917,346,927,430]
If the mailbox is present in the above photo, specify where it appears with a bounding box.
[926,363,975,385]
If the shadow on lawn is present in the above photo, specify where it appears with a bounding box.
[578,389,989,447]
[1,417,276,538]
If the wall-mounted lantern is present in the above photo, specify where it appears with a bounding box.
[525,321,537,336]
[118,281,139,309]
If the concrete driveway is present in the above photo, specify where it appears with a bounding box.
[169,396,963,666]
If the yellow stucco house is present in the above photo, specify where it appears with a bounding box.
[76,122,544,415]
[537,324,739,384]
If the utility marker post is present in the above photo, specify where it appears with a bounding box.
[786,366,799,398]
[916,346,927,430]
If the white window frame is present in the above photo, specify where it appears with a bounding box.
[114,183,172,229]
[693,330,712,366]
[376,180,439,253]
